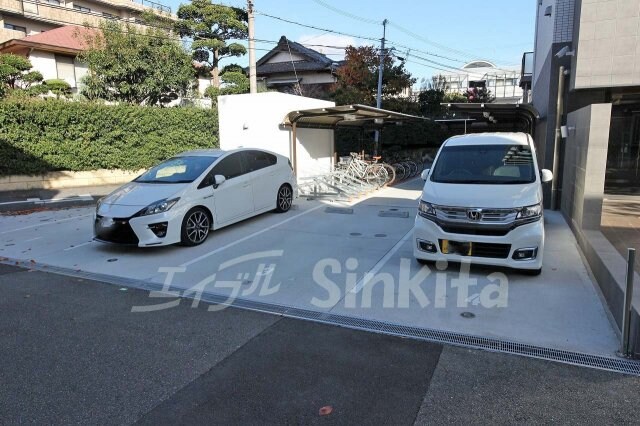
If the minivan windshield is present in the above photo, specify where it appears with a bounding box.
[430,144,536,184]
[135,156,219,184]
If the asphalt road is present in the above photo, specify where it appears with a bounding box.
[1,264,640,425]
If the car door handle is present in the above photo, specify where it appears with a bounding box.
[242,183,250,188]
[204,194,214,199]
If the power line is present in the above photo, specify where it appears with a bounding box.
[296,0,473,62]
[255,8,518,74]
[255,10,380,43]
[386,21,479,62]
[310,0,381,25]
[259,3,517,73]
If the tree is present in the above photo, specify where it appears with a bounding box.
[44,79,72,98]
[444,91,467,103]
[417,75,449,117]
[465,86,495,103]
[417,74,473,117]
[203,63,250,99]
[176,0,248,88]
[79,22,195,106]
[0,53,44,97]
[331,45,415,106]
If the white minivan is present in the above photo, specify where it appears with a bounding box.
[414,133,553,275]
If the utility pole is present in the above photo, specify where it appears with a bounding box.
[247,0,257,94]
[373,19,388,157]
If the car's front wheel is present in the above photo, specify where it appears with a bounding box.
[180,207,211,246]
[275,184,293,213]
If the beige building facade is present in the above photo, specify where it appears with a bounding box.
[0,0,172,44]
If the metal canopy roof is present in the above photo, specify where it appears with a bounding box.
[283,104,428,129]
[441,103,540,136]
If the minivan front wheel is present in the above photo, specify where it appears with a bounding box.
[180,207,211,246]
[275,184,293,213]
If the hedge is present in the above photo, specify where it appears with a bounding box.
[0,98,219,176]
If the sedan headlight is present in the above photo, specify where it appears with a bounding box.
[418,200,436,218]
[516,203,542,222]
[139,198,180,216]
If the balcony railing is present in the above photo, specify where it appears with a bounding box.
[520,51,533,86]
[0,0,173,30]
[131,0,170,14]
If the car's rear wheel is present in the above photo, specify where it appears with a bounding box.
[275,184,293,213]
[180,207,210,246]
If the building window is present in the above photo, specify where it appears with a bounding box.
[73,5,91,12]
[55,55,76,88]
[47,0,61,5]
[3,23,27,35]
[102,12,117,19]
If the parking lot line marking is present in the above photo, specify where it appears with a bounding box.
[63,241,94,251]
[180,204,325,268]
[25,237,42,242]
[0,214,92,234]
[349,228,414,295]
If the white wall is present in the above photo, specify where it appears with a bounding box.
[198,77,211,95]
[266,71,335,85]
[269,51,306,63]
[74,59,88,89]
[218,92,335,180]
[28,50,57,80]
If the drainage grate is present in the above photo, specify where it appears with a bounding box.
[325,207,354,215]
[5,258,640,376]
[378,210,410,218]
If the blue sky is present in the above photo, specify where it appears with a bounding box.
[163,0,536,86]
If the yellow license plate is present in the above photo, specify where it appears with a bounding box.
[441,240,473,256]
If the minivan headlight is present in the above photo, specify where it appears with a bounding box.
[418,200,436,218]
[140,198,180,216]
[516,203,542,221]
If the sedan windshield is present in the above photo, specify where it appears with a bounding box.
[430,144,536,184]
[135,156,219,184]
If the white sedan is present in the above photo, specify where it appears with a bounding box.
[94,148,296,247]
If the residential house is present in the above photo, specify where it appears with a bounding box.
[0,25,92,90]
[0,0,173,45]
[0,24,212,102]
[255,36,341,99]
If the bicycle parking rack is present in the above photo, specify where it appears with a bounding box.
[298,168,384,201]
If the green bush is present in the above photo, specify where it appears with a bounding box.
[0,98,218,176]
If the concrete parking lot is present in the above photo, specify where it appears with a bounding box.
[3,265,639,424]
[0,179,621,359]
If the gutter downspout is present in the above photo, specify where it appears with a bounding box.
[551,65,565,210]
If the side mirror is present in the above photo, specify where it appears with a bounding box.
[420,169,430,181]
[540,169,553,183]
[214,175,226,188]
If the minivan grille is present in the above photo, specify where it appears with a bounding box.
[434,205,517,224]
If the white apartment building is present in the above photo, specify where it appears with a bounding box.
[437,60,524,103]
